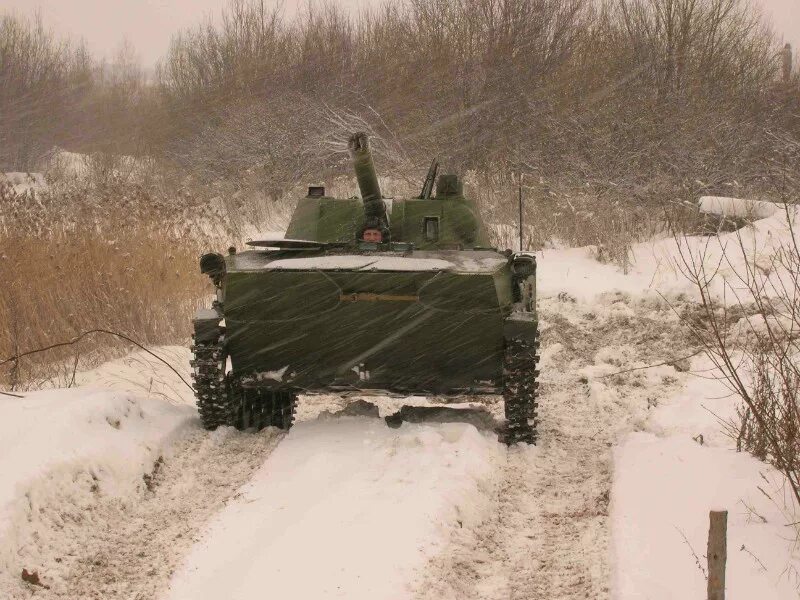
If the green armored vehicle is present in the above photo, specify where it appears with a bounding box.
[191,133,539,443]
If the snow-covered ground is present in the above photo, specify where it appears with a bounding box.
[613,360,800,598]
[538,201,798,303]
[0,388,195,595]
[74,345,196,406]
[1,197,798,598]
[534,201,800,598]
[0,346,195,597]
[167,419,503,600]
[609,348,800,600]
[699,195,781,219]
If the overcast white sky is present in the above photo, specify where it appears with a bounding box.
[2,0,798,67]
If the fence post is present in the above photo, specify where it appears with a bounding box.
[707,510,728,600]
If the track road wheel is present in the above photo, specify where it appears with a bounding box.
[274,390,298,430]
[502,332,539,445]
[238,389,298,432]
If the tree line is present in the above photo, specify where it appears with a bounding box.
[2,0,798,207]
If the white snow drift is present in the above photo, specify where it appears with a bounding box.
[537,201,799,303]
[612,357,800,600]
[0,388,195,581]
[699,195,781,220]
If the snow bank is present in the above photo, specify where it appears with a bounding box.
[166,417,503,600]
[1,172,47,195]
[613,435,798,599]
[611,358,800,599]
[536,245,656,301]
[0,388,195,576]
[699,196,781,220]
[537,206,800,303]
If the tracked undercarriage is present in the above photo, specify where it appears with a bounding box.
[191,323,537,443]
[191,335,297,431]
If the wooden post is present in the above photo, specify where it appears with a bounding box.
[707,510,728,600]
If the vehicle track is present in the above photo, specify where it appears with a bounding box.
[415,293,693,599]
[10,426,282,600]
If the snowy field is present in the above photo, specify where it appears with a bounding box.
[1,199,799,598]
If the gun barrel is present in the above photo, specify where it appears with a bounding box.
[420,157,439,199]
[348,132,386,227]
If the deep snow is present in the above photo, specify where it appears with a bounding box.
[612,355,800,599]
[537,203,799,303]
[0,388,195,594]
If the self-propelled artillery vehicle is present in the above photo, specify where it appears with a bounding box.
[191,133,539,443]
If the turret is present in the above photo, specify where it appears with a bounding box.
[284,132,490,249]
[348,132,388,241]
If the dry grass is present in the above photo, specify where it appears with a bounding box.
[0,177,209,389]
[471,169,708,270]
[0,227,207,389]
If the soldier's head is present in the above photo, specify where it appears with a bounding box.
[362,228,382,243]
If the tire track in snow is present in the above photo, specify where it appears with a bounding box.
[415,382,615,599]
[12,426,282,600]
[416,293,693,599]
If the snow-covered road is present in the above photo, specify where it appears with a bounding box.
[167,418,503,600]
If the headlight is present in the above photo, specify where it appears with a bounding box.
[511,254,535,277]
[200,252,226,283]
